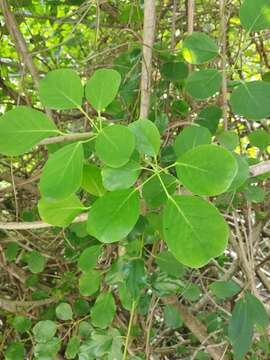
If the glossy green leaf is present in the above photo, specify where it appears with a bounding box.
[185,69,222,100]
[240,0,270,32]
[209,280,241,299]
[38,194,84,227]
[174,126,212,157]
[65,336,80,359]
[0,106,58,156]
[160,62,188,81]
[155,251,185,278]
[87,189,140,243]
[129,118,161,156]
[195,106,222,135]
[164,304,183,329]
[91,292,116,328]
[78,245,102,272]
[101,160,140,191]
[39,142,84,199]
[163,196,229,268]
[79,270,101,296]
[82,163,106,196]
[27,251,45,274]
[249,129,270,150]
[39,69,83,109]
[95,125,135,168]
[85,69,121,111]
[245,293,269,328]
[56,302,73,320]
[4,342,25,360]
[230,81,270,120]
[33,320,57,343]
[123,259,147,299]
[182,32,219,64]
[176,144,238,196]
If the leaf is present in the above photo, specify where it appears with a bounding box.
[74,299,90,317]
[87,189,140,243]
[129,118,161,156]
[227,154,249,192]
[249,129,270,150]
[56,302,73,321]
[85,69,121,111]
[164,304,183,329]
[82,163,106,196]
[101,160,140,191]
[240,0,270,32]
[185,69,222,100]
[163,196,229,268]
[195,106,222,135]
[78,245,102,272]
[123,259,147,299]
[95,125,135,168]
[183,283,201,301]
[182,32,219,64]
[155,250,185,278]
[65,336,80,359]
[217,130,239,151]
[91,292,116,329]
[38,194,84,227]
[79,270,101,296]
[209,280,241,300]
[0,106,58,156]
[33,320,57,343]
[160,62,188,81]
[228,298,254,360]
[34,337,61,359]
[39,69,83,109]
[12,316,32,334]
[5,242,19,262]
[176,144,238,196]
[4,342,25,360]
[230,81,270,120]
[245,293,269,328]
[39,142,84,200]
[174,126,212,157]
[27,251,45,274]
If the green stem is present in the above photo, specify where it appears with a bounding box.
[122,300,136,360]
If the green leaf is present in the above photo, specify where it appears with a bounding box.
[164,304,183,329]
[65,336,80,359]
[182,32,219,64]
[12,316,32,334]
[185,69,222,100]
[34,337,61,359]
[129,118,161,156]
[160,62,188,81]
[249,129,270,150]
[91,292,116,329]
[240,0,270,32]
[82,163,106,196]
[227,154,249,192]
[244,185,265,203]
[156,250,185,278]
[56,302,73,320]
[39,142,84,200]
[118,283,133,310]
[209,280,241,300]
[228,298,254,360]
[38,194,84,227]
[163,196,229,268]
[74,299,90,317]
[0,106,58,156]
[85,69,121,111]
[174,126,212,157]
[5,242,19,262]
[79,270,101,296]
[101,160,140,191]
[230,81,270,120]
[183,283,201,301]
[217,130,239,151]
[95,125,135,168]
[123,259,147,299]
[4,342,25,360]
[78,245,102,272]
[195,106,222,135]
[176,144,238,196]
[39,69,83,109]
[27,251,45,274]
[245,293,269,328]
[33,320,57,343]
[87,189,140,243]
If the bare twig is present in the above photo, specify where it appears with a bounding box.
[220,0,228,130]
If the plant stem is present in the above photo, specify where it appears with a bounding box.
[122,300,136,360]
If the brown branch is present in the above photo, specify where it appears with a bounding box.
[220,0,228,130]
[249,160,270,177]
[187,0,195,34]
[38,132,92,146]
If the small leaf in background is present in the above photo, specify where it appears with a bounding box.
[227,154,249,192]
[0,106,58,156]
[65,336,80,359]
[91,292,116,328]
[74,299,90,317]
[245,293,269,328]
[209,280,241,300]
[39,69,83,109]
[12,316,32,334]
[164,304,183,329]
[176,144,238,196]
[34,337,61,359]
[163,196,229,268]
[160,61,188,81]
[230,81,270,120]
[56,302,73,321]
[5,242,19,262]
[27,251,45,274]
[217,130,239,151]
[182,283,201,302]
[171,99,189,117]
[228,298,254,360]
[101,160,140,191]
[38,194,84,227]
[153,112,169,134]
[79,270,101,296]
[39,142,84,200]
[182,32,219,64]
[195,105,222,135]
[244,185,265,203]
[184,69,222,100]
[33,320,57,343]
[142,173,177,209]
[129,118,161,156]
[85,68,121,111]
[82,163,106,197]
[123,259,147,299]
[4,342,25,360]
[87,189,140,243]
[240,0,270,32]
[118,283,133,310]
[95,125,135,168]
[249,129,270,150]
[78,321,93,338]
[78,245,102,272]
[155,250,185,278]
[174,126,212,157]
